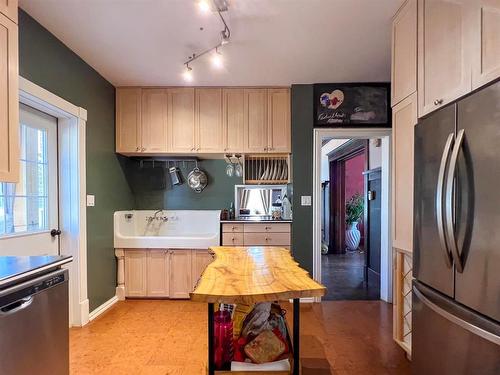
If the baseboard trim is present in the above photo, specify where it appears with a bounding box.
[88,296,119,322]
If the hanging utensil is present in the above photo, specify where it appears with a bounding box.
[187,161,208,193]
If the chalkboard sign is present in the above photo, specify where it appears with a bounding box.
[314,83,390,127]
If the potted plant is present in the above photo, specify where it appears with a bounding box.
[345,193,364,251]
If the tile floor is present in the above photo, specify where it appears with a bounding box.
[70,300,410,374]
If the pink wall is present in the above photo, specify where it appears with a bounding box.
[344,153,365,246]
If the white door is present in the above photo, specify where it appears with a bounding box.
[0,104,59,255]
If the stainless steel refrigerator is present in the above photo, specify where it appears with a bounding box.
[413,81,500,374]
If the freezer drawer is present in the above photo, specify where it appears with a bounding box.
[0,269,69,375]
[412,282,500,375]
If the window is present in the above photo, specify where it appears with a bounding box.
[0,123,49,236]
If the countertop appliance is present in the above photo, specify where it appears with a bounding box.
[413,81,500,374]
[0,255,72,375]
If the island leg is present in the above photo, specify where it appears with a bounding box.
[293,298,300,374]
[208,303,215,375]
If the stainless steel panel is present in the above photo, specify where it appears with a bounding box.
[0,270,69,375]
[456,82,500,321]
[414,105,456,296]
[413,282,500,375]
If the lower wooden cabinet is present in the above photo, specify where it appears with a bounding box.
[221,223,291,248]
[169,250,192,299]
[122,248,212,299]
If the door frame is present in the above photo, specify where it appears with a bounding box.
[19,77,89,327]
[313,128,393,302]
[328,139,369,254]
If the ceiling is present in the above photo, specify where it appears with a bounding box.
[19,0,403,87]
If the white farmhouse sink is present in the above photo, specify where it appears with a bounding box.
[114,210,221,249]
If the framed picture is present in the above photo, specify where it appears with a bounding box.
[313,83,391,127]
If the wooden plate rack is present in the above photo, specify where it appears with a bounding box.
[243,154,291,185]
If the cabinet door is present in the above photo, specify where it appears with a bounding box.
[168,88,195,152]
[391,0,417,106]
[244,89,268,153]
[169,250,192,299]
[141,89,168,153]
[222,88,245,153]
[146,250,169,297]
[392,93,417,252]
[196,88,223,152]
[124,250,147,297]
[116,88,141,153]
[0,0,17,23]
[471,0,500,89]
[0,14,17,182]
[267,89,291,153]
[191,250,213,289]
[418,0,473,117]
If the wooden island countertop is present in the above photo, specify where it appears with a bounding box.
[190,246,326,304]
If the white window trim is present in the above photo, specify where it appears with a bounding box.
[19,76,89,327]
[312,128,393,303]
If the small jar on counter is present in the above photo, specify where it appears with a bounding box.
[271,203,282,220]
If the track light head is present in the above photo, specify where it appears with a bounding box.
[183,65,193,82]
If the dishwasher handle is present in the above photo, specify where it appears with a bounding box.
[0,296,34,316]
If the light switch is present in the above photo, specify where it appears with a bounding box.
[86,195,95,207]
[301,195,311,206]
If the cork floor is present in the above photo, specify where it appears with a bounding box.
[70,300,411,374]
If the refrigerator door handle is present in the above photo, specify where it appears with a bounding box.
[436,133,455,268]
[413,286,500,346]
[445,129,465,273]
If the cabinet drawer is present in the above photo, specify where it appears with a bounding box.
[244,223,291,233]
[243,232,290,246]
[222,223,244,233]
[222,233,244,246]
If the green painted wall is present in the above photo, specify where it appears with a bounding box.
[291,84,314,273]
[124,159,241,210]
[19,10,135,311]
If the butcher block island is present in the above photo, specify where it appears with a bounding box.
[191,246,326,374]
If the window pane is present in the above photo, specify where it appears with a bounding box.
[0,122,49,237]
[0,195,5,235]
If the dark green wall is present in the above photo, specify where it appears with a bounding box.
[19,10,135,311]
[291,84,314,273]
[124,159,241,210]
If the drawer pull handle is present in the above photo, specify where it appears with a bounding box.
[265,226,271,230]
[265,237,269,241]
[434,99,444,106]
[231,226,235,230]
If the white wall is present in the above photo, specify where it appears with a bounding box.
[320,138,350,181]
[369,138,382,169]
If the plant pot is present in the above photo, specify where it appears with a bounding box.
[345,221,361,251]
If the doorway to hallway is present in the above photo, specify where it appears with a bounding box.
[313,128,392,303]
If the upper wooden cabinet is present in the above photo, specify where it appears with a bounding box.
[244,89,268,153]
[116,88,141,153]
[471,0,500,89]
[223,88,245,153]
[418,0,473,117]
[0,0,17,24]
[268,89,291,153]
[116,87,290,155]
[391,0,417,106]
[141,89,168,153]
[168,88,196,153]
[0,12,18,182]
[196,88,223,152]
[392,93,417,252]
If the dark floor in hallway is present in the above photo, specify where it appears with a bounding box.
[322,251,380,300]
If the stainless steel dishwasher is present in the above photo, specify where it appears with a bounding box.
[0,268,69,375]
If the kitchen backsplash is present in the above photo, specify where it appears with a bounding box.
[122,159,243,210]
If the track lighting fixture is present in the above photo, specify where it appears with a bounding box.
[183,65,193,82]
[211,48,223,69]
[197,0,211,13]
[183,1,231,80]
